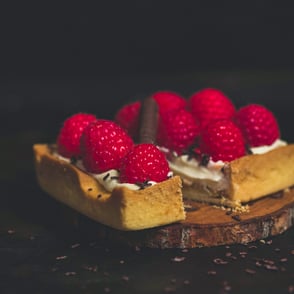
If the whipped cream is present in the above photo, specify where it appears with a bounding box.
[250,139,287,154]
[168,155,224,182]
[75,160,156,192]
[55,153,163,192]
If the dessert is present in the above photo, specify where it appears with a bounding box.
[34,106,186,231]
[34,88,294,235]
[115,89,294,210]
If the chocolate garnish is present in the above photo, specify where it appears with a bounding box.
[135,180,152,190]
[200,153,210,166]
[103,173,110,181]
[138,96,158,144]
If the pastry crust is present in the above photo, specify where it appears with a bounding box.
[226,144,294,202]
[178,144,294,206]
[33,144,186,231]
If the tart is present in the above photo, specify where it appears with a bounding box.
[169,143,294,209]
[33,144,185,231]
[33,88,294,236]
[33,109,186,231]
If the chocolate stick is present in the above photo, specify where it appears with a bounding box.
[138,96,158,144]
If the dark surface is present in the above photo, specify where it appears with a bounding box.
[1,71,294,293]
[2,2,294,78]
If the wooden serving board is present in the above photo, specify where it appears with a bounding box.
[66,188,294,249]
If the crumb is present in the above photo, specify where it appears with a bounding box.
[65,271,76,276]
[213,258,228,265]
[122,275,130,282]
[70,243,80,249]
[82,265,98,272]
[264,264,279,271]
[56,255,67,261]
[171,256,186,262]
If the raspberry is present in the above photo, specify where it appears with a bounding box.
[235,104,280,147]
[200,119,246,162]
[81,120,134,173]
[189,88,236,129]
[152,90,187,114]
[57,113,97,158]
[119,143,170,184]
[157,109,200,155]
[114,101,141,139]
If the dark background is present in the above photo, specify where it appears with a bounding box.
[1,1,294,140]
[2,1,294,78]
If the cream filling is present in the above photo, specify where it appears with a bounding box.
[54,153,169,192]
[250,139,287,154]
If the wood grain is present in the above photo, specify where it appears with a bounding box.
[67,188,294,248]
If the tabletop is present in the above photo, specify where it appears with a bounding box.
[1,71,293,293]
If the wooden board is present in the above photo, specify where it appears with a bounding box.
[66,188,294,249]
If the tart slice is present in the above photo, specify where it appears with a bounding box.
[169,143,294,209]
[33,109,186,231]
[33,144,185,231]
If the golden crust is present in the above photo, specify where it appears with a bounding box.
[178,144,294,206]
[225,144,294,202]
[33,144,186,231]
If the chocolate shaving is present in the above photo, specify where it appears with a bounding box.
[103,173,110,181]
[199,153,210,166]
[135,181,152,190]
[138,96,158,144]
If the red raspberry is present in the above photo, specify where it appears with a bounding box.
[189,88,236,129]
[57,113,97,158]
[200,119,246,162]
[119,143,170,184]
[114,101,141,139]
[152,90,187,114]
[157,109,200,155]
[235,104,280,147]
[81,120,134,173]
